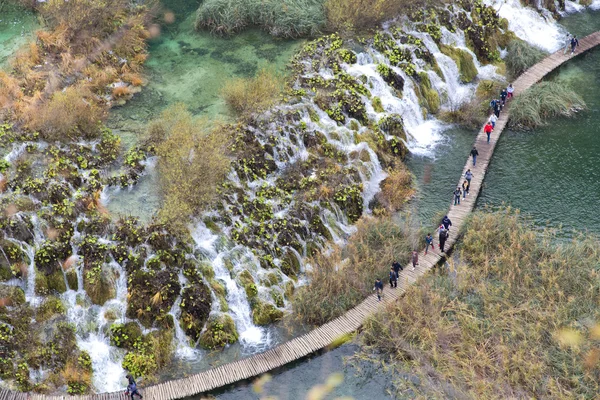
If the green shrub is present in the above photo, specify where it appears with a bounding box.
[505,39,547,79]
[509,81,586,129]
[195,0,325,38]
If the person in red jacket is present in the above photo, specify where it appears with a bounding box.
[484,122,493,143]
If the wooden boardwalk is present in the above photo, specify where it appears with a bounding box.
[4,31,600,400]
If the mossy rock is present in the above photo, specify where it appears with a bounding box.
[37,296,66,322]
[237,270,258,299]
[199,314,239,350]
[372,96,384,113]
[0,264,13,281]
[179,281,212,341]
[439,44,478,83]
[417,72,440,114]
[0,285,25,306]
[83,266,116,306]
[65,269,78,291]
[33,241,71,275]
[35,272,49,296]
[126,269,181,328]
[280,250,301,277]
[209,279,228,312]
[252,300,284,325]
[110,322,143,350]
[270,290,284,308]
[47,270,67,294]
[267,272,281,286]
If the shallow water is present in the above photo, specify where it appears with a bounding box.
[104,4,303,221]
[0,3,38,67]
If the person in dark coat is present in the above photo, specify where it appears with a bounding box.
[392,261,403,277]
[439,227,449,253]
[424,233,433,255]
[373,278,384,301]
[125,375,143,399]
[411,250,419,270]
[389,267,397,288]
[571,35,579,54]
[442,215,452,230]
[500,88,508,105]
[470,146,479,166]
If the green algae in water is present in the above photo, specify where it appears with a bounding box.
[0,3,39,67]
[105,12,303,222]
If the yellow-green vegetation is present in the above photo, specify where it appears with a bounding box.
[509,81,586,129]
[293,215,415,325]
[362,210,600,398]
[416,72,440,114]
[505,39,548,79]
[221,68,285,116]
[199,314,239,349]
[440,79,505,128]
[374,164,415,214]
[439,44,478,83]
[148,104,232,227]
[252,299,284,325]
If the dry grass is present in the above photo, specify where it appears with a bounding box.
[293,215,417,325]
[376,164,415,213]
[149,104,232,226]
[111,85,132,98]
[221,68,284,116]
[362,209,600,398]
[26,85,105,141]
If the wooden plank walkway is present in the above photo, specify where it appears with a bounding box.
[8,31,600,400]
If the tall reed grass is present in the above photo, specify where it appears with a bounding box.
[293,215,417,325]
[195,0,326,38]
[509,81,586,129]
[361,209,600,398]
[505,39,547,79]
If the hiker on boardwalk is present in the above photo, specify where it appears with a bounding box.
[392,260,403,277]
[442,215,452,230]
[571,35,579,54]
[462,180,469,198]
[507,83,514,99]
[494,100,502,118]
[424,233,433,255]
[373,278,384,301]
[500,87,508,105]
[453,186,462,205]
[411,250,419,270]
[470,146,479,166]
[438,226,449,253]
[465,169,473,194]
[126,375,143,399]
[389,267,397,288]
[489,98,498,112]
[484,121,493,143]
[564,33,572,54]
[489,113,498,129]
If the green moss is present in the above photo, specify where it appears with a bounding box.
[417,72,440,114]
[199,314,239,350]
[372,96,384,113]
[252,300,284,325]
[440,44,478,83]
[37,296,66,322]
[35,272,49,296]
[238,270,258,298]
[280,250,301,277]
[47,270,67,294]
[65,270,78,290]
[83,266,115,306]
[179,281,212,341]
[270,290,284,308]
[210,279,228,312]
[284,281,295,300]
[110,322,143,350]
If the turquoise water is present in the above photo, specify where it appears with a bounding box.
[105,2,303,221]
[0,3,38,67]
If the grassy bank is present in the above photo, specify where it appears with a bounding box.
[361,209,600,398]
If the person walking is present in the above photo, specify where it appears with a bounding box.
[507,84,514,99]
[462,180,469,198]
[470,146,479,166]
[500,88,508,105]
[424,233,433,254]
[373,278,384,301]
[411,250,419,270]
[484,121,493,143]
[389,267,397,288]
[465,169,473,195]
[453,186,462,205]
[489,113,498,129]
[494,100,501,118]
[125,375,143,399]
[442,215,452,230]
[439,226,449,253]
[392,260,403,277]
[571,35,579,55]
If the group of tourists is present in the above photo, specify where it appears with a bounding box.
[373,215,454,301]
